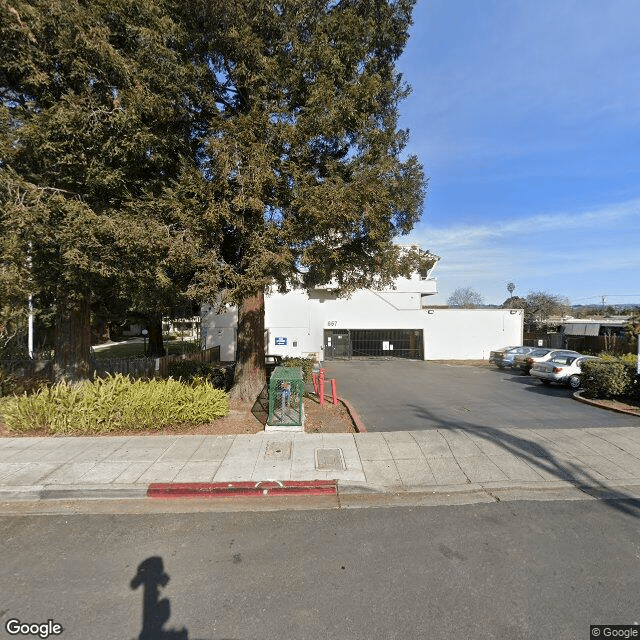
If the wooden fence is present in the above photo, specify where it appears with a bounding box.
[524,332,635,355]
[523,332,563,349]
[92,346,221,379]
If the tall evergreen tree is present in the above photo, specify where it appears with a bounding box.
[2,0,430,397]
[0,0,209,376]
[185,0,429,400]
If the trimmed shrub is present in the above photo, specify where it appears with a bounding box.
[1,374,229,435]
[581,359,635,399]
[598,352,638,366]
[281,356,316,382]
[168,360,235,391]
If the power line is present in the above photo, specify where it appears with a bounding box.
[573,294,640,301]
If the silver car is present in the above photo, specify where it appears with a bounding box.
[493,346,535,368]
[531,355,600,389]
[513,348,581,375]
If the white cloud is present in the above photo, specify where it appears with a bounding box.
[409,197,640,304]
[411,198,640,250]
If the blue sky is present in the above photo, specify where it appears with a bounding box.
[398,0,640,308]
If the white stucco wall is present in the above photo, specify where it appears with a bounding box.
[200,304,237,361]
[421,309,524,360]
[201,290,524,361]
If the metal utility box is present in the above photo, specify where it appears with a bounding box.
[266,366,304,431]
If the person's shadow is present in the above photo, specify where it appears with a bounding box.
[130,557,188,640]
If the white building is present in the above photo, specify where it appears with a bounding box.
[201,255,523,362]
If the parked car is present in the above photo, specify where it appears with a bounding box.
[489,346,518,366]
[513,348,581,375]
[489,346,535,368]
[531,355,600,389]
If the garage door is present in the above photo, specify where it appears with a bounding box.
[324,329,423,360]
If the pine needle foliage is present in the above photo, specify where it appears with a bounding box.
[1,374,229,434]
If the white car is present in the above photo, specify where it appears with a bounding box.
[513,348,581,374]
[530,355,600,389]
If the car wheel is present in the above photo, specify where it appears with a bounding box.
[568,375,581,390]
[540,379,551,385]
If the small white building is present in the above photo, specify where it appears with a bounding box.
[201,255,523,362]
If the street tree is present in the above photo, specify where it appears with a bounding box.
[447,287,484,309]
[523,291,570,326]
[0,0,209,377]
[625,309,640,338]
[507,282,516,298]
[2,0,430,397]
[184,0,429,400]
[501,295,526,310]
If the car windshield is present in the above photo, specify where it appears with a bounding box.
[530,348,551,356]
[549,356,577,365]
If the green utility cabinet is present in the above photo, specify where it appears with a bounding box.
[266,366,304,431]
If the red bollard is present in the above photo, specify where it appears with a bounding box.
[312,373,318,395]
[319,368,326,405]
[331,379,338,405]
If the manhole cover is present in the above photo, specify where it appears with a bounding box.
[315,448,345,471]
[264,441,292,460]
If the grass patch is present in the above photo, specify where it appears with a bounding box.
[1,374,229,435]
[92,340,198,360]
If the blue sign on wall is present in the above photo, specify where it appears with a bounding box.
[275,337,287,345]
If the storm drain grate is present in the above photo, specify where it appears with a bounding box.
[264,441,292,460]
[315,448,345,471]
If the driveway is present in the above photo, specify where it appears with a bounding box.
[324,360,640,431]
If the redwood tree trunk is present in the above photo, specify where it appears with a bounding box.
[230,290,266,404]
[54,298,91,382]
[146,312,164,357]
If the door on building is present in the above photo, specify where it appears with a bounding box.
[324,329,352,359]
[324,329,423,360]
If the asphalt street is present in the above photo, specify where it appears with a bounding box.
[2,499,640,640]
[324,360,640,431]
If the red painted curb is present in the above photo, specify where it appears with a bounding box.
[147,480,337,499]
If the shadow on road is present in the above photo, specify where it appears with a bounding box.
[409,404,640,519]
[130,557,234,640]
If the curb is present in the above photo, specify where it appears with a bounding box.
[147,479,338,499]
[338,397,367,433]
[573,391,640,417]
[0,484,149,502]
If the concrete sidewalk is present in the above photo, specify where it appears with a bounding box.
[2,425,640,505]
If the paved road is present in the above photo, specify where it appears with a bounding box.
[2,499,640,640]
[325,360,640,431]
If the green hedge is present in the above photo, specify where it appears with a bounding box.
[0,371,51,397]
[281,357,316,382]
[581,356,637,399]
[168,360,235,391]
[1,374,229,435]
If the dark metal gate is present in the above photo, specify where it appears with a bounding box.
[324,329,423,360]
[324,329,352,359]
